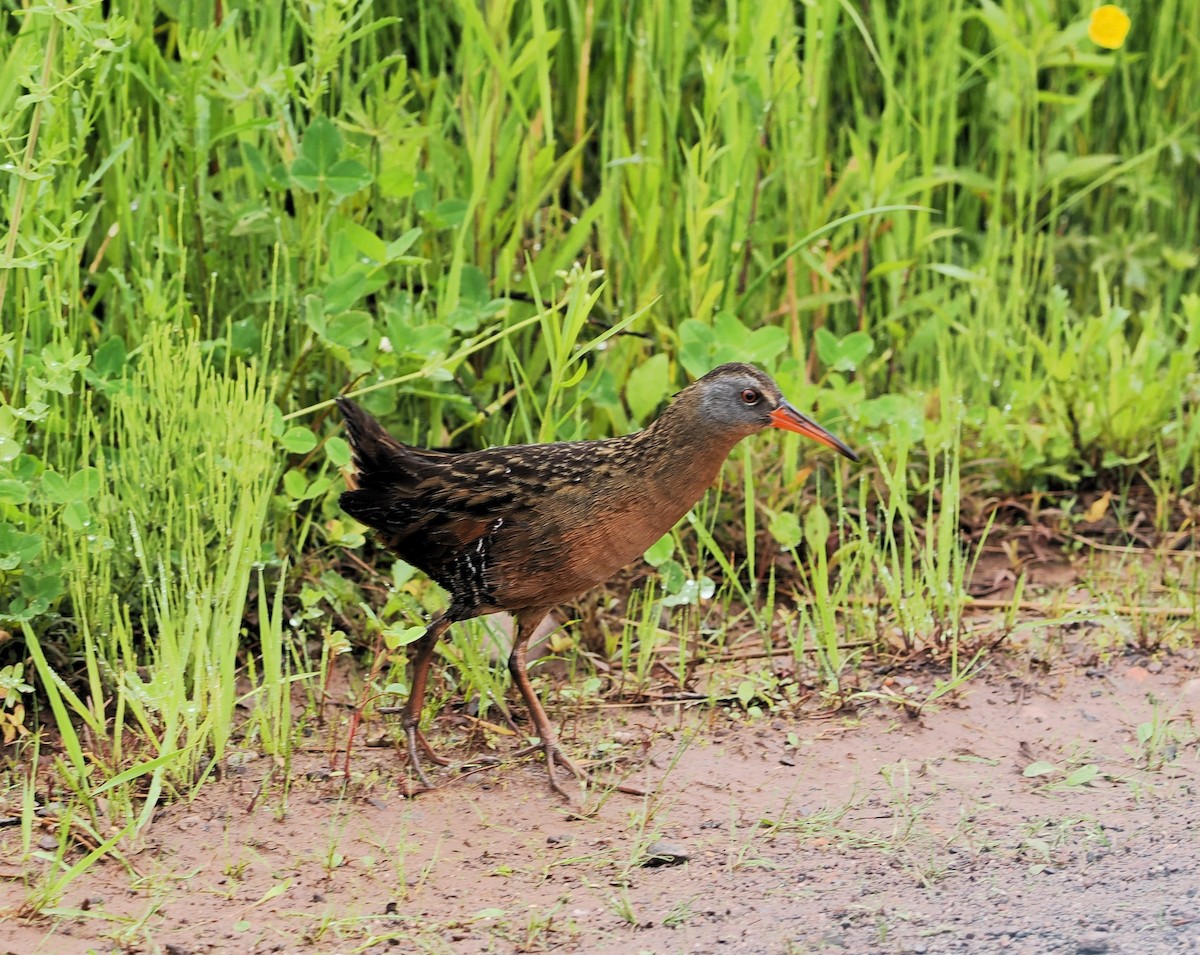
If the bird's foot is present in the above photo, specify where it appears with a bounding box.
[516,740,648,800]
[404,721,449,791]
[542,741,587,800]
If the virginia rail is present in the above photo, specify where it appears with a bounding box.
[336,363,858,797]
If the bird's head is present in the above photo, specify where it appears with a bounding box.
[685,362,859,462]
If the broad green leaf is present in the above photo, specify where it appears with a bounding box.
[282,469,309,498]
[0,524,40,568]
[1022,760,1058,777]
[299,115,342,168]
[424,197,468,230]
[1062,764,1099,787]
[303,295,327,337]
[69,467,101,501]
[39,345,90,394]
[0,479,30,505]
[22,572,64,602]
[813,329,875,372]
[768,511,802,549]
[446,304,484,333]
[679,318,716,379]
[459,265,489,305]
[279,427,318,455]
[803,506,830,552]
[0,436,19,464]
[302,476,332,501]
[325,159,372,198]
[625,353,670,423]
[41,470,71,504]
[325,311,372,349]
[835,332,874,371]
[325,436,351,468]
[322,269,371,314]
[643,533,675,567]
[679,313,788,379]
[62,502,91,532]
[382,625,425,650]
[385,227,423,260]
[742,325,789,366]
[737,680,756,707]
[290,156,322,193]
[93,336,127,378]
[230,318,260,355]
[815,327,839,365]
[658,558,687,594]
[337,218,388,263]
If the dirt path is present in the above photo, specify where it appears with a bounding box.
[4,654,1200,954]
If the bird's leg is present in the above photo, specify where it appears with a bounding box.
[401,613,454,788]
[507,612,587,799]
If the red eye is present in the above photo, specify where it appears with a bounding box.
[741,388,760,404]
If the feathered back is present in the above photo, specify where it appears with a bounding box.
[335,396,505,601]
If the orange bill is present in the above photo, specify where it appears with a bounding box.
[769,402,860,462]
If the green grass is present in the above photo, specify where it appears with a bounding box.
[1,0,1198,909]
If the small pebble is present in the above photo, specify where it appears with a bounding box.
[641,840,690,867]
[1076,930,1110,953]
[546,833,574,846]
[225,751,257,772]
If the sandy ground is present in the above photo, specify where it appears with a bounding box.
[4,645,1200,954]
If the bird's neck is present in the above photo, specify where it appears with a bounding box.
[631,399,745,498]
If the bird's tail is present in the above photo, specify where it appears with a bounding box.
[334,396,409,480]
[335,396,423,530]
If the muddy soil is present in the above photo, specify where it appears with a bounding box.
[4,646,1200,955]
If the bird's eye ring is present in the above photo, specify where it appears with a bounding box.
[741,388,760,405]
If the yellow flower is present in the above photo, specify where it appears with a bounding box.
[1088,4,1131,50]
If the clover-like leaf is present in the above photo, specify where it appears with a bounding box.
[0,479,29,505]
[324,311,372,349]
[0,524,40,569]
[768,511,803,550]
[325,159,372,198]
[300,116,342,169]
[279,427,318,455]
[626,353,670,424]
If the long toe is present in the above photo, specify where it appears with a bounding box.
[414,728,451,766]
[543,743,586,800]
[545,742,587,781]
[406,726,440,790]
[543,742,649,799]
